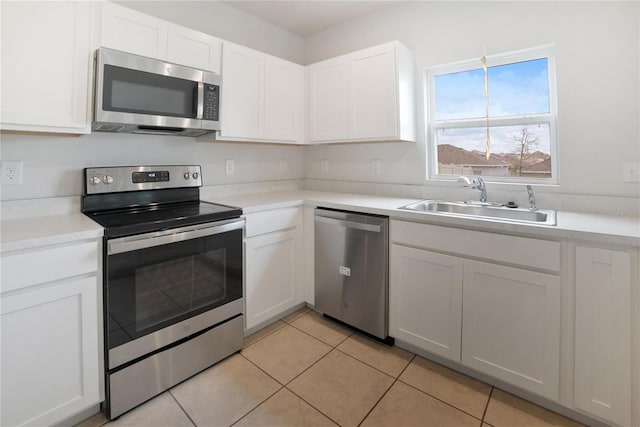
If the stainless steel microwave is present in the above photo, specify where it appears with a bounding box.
[93,48,220,137]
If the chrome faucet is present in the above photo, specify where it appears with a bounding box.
[526,185,537,211]
[457,176,487,203]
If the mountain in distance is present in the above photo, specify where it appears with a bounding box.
[438,144,551,173]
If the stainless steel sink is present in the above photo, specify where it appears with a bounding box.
[399,200,556,226]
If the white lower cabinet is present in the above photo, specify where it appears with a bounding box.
[573,245,634,427]
[390,219,561,401]
[462,260,561,400]
[245,208,303,330]
[389,245,462,362]
[1,240,101,427]
[390,242,561,400]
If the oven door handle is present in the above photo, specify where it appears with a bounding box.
[107,218,244,255]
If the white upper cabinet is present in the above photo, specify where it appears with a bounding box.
[100,1,168,59]
[99,2,221,73]
[1,1,93,134]
[264,56,303,142]
[308,59,349,141]
[167,24,222,74]
[219,43,263,140]
[308,41,416,144]
[218,42,304,144]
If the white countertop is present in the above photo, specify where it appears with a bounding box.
[1,213,103,253]
[213,190,640,247]
[1,190,638,253]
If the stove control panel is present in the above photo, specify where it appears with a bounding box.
[85,165,202,194]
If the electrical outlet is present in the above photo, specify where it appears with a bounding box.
[623,162,640,182]
[225,159,234,175]
[371,159,381,176]
[320,159,329,174]
[1,161,23,184]
[280,159,288,173]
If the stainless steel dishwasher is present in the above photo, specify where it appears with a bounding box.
[314,208,391,342]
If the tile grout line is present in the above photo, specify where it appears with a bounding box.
[239,351,289,386]
[228,383,285,427]
[395,376,487,423]
[481,386,495,424]
[285,314,354,348]
[168,390,198,427]
[242,321,287,349]
[332,346,405,381]
[357,377,397,427]
[278,346,345,426]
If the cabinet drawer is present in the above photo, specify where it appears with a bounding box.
[2,241,98,293]
[245,207,301,237]
[391,220,560,272]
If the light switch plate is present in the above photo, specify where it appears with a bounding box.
[225,159,234,175]
[623,162,640,182]
[320,159,329,174]
[371,159,381,176]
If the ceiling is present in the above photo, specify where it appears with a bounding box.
[223,1,403,37]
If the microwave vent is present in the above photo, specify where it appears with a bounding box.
[93,123,128,132]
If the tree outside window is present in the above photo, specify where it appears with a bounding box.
[426,46,558,183]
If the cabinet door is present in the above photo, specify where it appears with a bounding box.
[100,1,168,59]
[308,59,349,142]
[1,1,92,133]
[263,56,303,143]
[219,43,263,140]
[1,276,100,426]
[246,229,302,330]
[350,45,398,139]
[574,246,632,426]
[167,24,222,73]
[390,245,463,362]
[462,260,560,400]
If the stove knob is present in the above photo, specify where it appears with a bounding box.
[184,172,191,180]
[103,175,114,185]
[89,176,101,185]
[192,172,200,180]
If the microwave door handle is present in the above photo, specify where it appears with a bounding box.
[196,82,204,119]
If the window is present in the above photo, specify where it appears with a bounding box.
[426,46,558,182]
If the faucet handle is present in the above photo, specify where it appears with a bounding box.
[457,176,472,186]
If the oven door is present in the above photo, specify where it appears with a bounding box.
[105,218,243,369]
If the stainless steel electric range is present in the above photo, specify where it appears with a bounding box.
[82,165,244,420]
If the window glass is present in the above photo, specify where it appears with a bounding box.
[436,124,551,178]
[427,47,557,182]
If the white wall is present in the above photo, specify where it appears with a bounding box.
[0,133,304,200]
[304,1,640,200]
[0,1,305,201]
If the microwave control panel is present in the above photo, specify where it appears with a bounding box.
[203,84,219,121]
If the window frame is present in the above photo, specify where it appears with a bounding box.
[425,45,559,184]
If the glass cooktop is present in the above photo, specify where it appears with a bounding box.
[88,201,242,238]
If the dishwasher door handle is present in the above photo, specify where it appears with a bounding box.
[315,215,382,233]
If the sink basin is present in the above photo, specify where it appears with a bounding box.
[399,200,556,226]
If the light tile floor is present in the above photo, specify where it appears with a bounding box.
[77,308,584,427]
